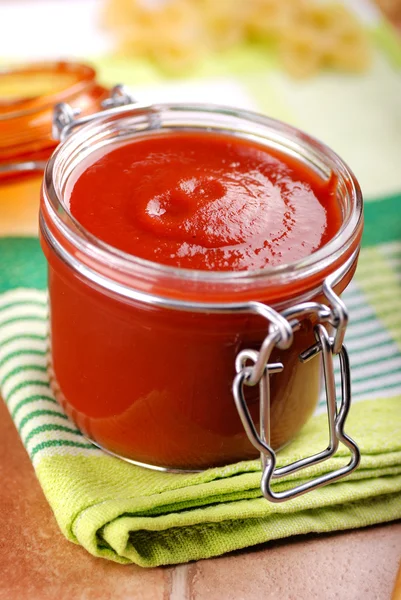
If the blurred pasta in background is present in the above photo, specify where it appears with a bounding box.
[102,0,372,77]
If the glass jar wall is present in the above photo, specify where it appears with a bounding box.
[40,103,363,470]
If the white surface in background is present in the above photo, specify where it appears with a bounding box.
[131,79,258,109]
[0,0,112,59]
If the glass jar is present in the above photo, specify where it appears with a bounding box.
[0,61,107,234]
[40,96,363,501]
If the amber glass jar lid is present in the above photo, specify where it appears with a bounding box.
[0,61,108,170]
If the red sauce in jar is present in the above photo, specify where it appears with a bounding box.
[45,130,346,469]
[67,131,341,271]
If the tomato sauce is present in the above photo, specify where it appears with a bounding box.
[45,130,345,469]
[67,131,341,271]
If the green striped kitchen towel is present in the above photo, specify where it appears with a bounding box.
[1,210,401,567]
[1,11,401,564]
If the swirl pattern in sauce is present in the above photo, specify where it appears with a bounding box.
[67,131,341,270]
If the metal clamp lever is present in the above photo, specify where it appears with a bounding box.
[52,84,137,142]
[233,264,360,503]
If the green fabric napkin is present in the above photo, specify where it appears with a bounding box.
[1,194,401,566]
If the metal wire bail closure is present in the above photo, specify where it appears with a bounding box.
[232,261,361,503]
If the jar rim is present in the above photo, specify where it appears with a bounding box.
[41,102,363,305]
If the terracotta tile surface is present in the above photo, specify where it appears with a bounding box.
[1,396,400,600]
[189,525,401,600]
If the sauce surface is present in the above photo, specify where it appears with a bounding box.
[67,131,341,271]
